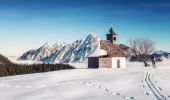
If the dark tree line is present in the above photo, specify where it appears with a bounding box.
[0,54,75,77]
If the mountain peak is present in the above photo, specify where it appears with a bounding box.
[52,42,67,51]
[53,42,67,48]
[87,33,97,38]
[41,42,51,49]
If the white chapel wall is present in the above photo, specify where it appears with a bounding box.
[111,57,126,68]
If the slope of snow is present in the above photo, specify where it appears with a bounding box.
[51,42,67,53]
[153,68,170,99]
[18,42,52,61]
[0,62,170,100]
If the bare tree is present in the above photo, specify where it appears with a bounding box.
[128,37,155,67]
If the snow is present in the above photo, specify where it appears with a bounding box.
[100,49,107,56]
[18,42,52,61]
[0,60,170,100]
[87,42,100,57]
[19,33,100,63]
[70,62,88,69]
[87,40,107,57]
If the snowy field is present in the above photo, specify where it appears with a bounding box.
[1,59,170,100]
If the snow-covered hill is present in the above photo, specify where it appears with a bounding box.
[19,34,100,63]
[153,50,170,58]
[0,64,170,100]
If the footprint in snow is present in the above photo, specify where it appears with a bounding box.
[85,82,91,85]
[167,95,170,98]
[130,97,135,100]
[101,88,109,92]
[105,89,109,92]
[144,91,149,96]
[125,96,135,100]
[116,93,120,95]
[158,87,162,91]
[142,74,145,77]
[111,92,117,96]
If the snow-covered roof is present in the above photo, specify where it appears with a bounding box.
[88,41,107,57]
[100,49,107,56]
[88,40,125,57]
[88,49,108,57]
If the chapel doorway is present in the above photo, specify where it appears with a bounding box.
[117,59,120,68]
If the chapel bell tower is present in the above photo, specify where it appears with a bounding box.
[106,26,117,44]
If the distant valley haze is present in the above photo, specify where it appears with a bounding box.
[0,0,170,56]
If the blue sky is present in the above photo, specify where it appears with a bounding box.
[0,0,170,56]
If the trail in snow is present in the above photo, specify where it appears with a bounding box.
[0,80,135,100]
[144,72,167,100]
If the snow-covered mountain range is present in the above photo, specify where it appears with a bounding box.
[18,34,100,63]
[153,50,170,59]
[18,34,170,63]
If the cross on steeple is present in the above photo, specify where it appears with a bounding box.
[106,24,117,44]
[109,24,117,35]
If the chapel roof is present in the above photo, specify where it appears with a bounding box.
[100,40,125,57]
